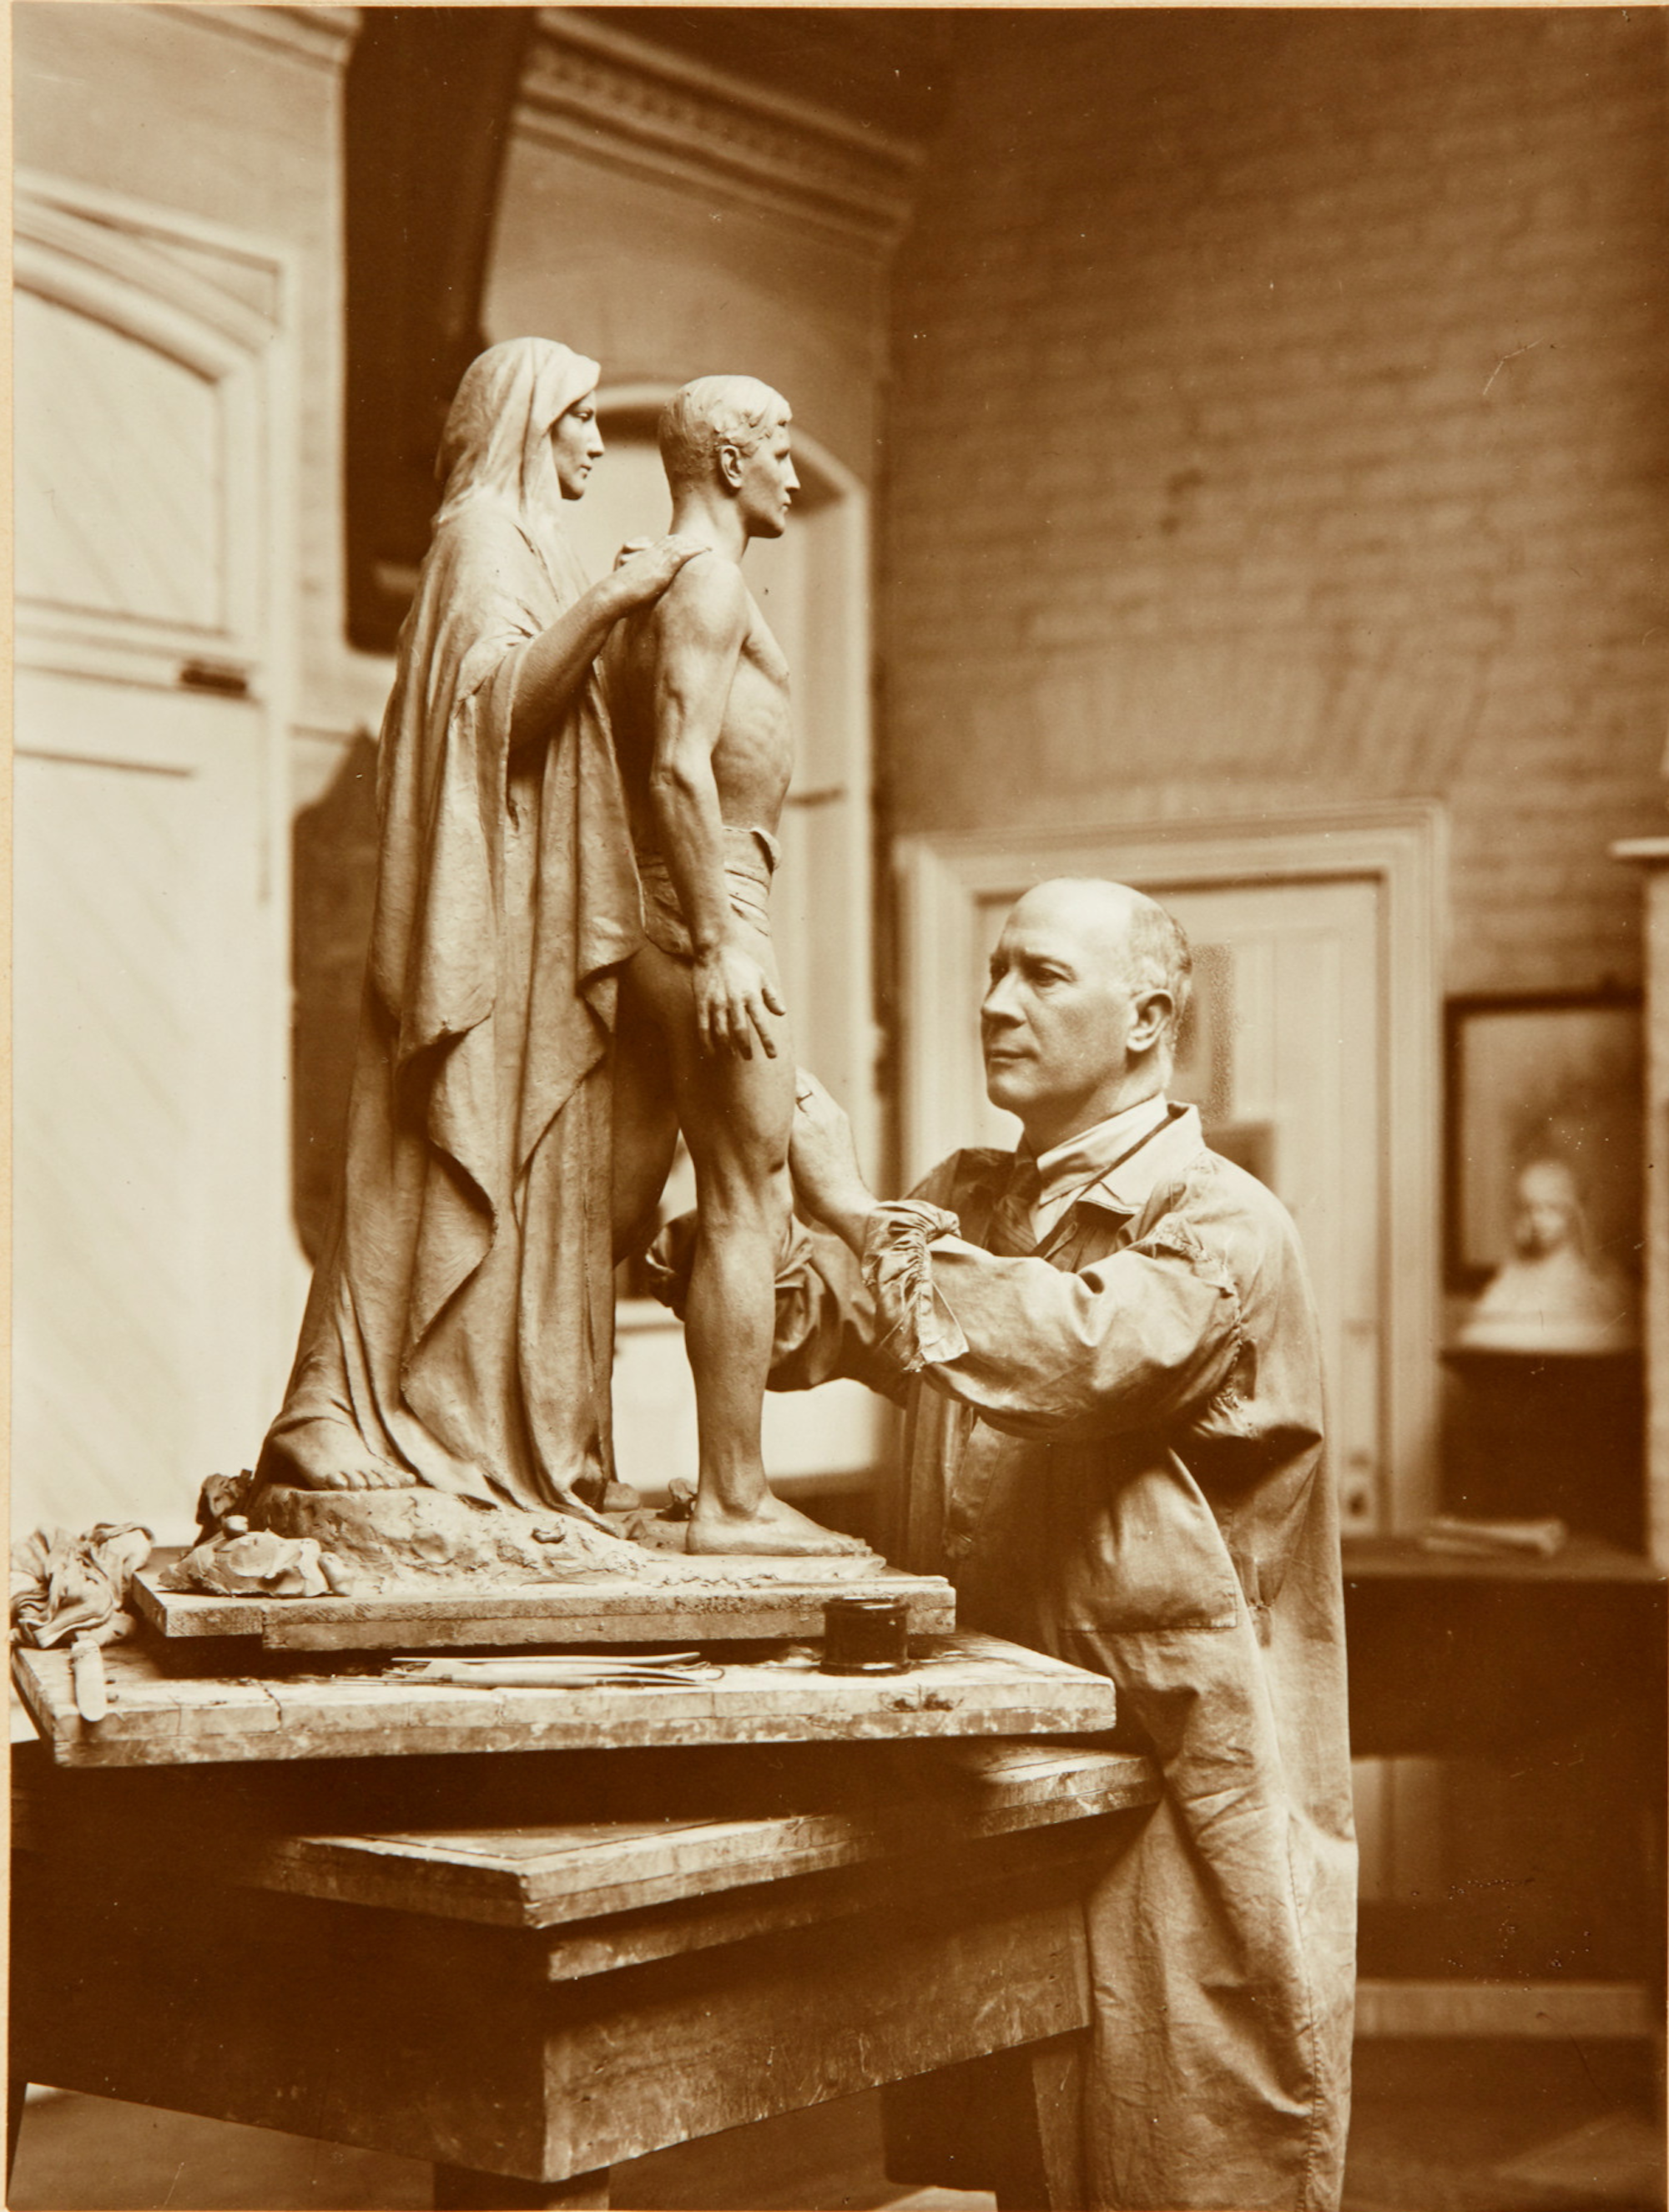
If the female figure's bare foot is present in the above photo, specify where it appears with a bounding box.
[259,1421,419,1493]
[685,1487,872,1558]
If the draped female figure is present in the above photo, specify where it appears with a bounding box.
[260,339,693,1518]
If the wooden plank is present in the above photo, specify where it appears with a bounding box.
[12,1738,1157,1941]
[13,1634,1119,1769]
[131,1558,956,1649]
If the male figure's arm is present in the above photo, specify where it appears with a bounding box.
[644,556,784,1058]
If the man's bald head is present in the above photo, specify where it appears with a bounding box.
[981,880,1193,1150]
[1006,881,1193,1048]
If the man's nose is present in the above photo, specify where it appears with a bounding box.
[982,972,1020,1026]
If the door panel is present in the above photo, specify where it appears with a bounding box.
[13,675,286,1537]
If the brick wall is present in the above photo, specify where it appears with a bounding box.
[885,9,1669,992]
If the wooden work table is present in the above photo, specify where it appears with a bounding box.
[9,1734,1160,2208]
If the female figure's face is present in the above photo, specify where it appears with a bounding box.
[550,392,605,499]
[1513,1159,1581,1258]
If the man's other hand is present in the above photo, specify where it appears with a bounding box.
[691,943,785,1058]
[790,1072,875,1245]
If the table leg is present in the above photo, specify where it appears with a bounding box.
[7,2078,27,2186]
[432,2163,610,2209]
[882,2032,1087,2209]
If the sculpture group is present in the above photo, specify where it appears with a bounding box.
[258,336,862,1556]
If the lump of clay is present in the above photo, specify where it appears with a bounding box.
[164,1528,334,1599]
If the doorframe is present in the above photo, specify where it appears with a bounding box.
[895,804,1447,1530]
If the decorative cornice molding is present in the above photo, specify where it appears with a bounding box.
[159,6,359,72]
[522,10,924,254]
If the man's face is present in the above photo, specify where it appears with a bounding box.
[550,394,605,499]
[981,890,1146,1138]
[729,417,798,539]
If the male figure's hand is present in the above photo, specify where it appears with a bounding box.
[789,1071,876,1246]
[609,535,704,614]
[692,943,785,1059]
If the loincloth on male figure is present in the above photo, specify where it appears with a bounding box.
[635,825,781,961]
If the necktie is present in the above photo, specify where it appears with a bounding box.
[985,1155,1044,1257]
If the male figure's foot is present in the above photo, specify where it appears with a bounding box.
[686,1488,873,1557]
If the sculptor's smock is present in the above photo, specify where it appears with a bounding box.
[261,341,642,1517]
[765,1106,1357,2211]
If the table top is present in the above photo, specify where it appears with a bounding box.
[13,1631,1123,1770]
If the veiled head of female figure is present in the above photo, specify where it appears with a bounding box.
[435,337,602,539]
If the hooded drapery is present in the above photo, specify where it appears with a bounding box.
[260,339,643,1517]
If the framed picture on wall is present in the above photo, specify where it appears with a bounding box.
[1444,990,1644,1295]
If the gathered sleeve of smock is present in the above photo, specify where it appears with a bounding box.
[858,1172,1248,1445]
[645,1212,914,1404]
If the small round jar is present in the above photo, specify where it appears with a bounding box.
[820,1593,911,1674]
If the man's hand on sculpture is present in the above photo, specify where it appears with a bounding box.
[692,942,786,1059]
[789,1071,876,1247]
[608,534,705,614]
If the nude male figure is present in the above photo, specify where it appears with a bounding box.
[607,376,865,1556]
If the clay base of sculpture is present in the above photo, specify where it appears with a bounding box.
[246,1483,875,1592]
[251,1482,669,1590]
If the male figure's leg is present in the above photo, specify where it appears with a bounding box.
[618,938,865,1556]
[611,984,681,1267]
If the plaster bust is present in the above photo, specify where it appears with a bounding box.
[1458,1154,1639,1355]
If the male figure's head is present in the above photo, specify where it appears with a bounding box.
[981,879,1192,1154]
[659,376,798,543]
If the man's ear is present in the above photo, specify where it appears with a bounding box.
[717,441,746,492]
[1130,990,1174,1058]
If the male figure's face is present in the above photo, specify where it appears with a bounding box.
[981,885,1152,1139]
[727,417,799,540]
[550,394,604,499]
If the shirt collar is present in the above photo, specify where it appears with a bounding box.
[1029,1093,1172,1207]
[1059,1101,1207,1220]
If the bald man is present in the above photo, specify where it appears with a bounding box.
[667,879,1356,2209]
